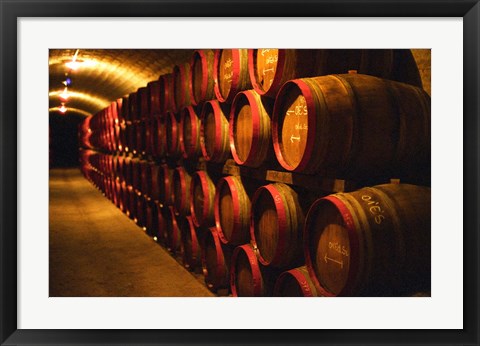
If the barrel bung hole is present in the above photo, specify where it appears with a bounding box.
[255,49,279,91]
[253,191,279,264]
[280,89,309,169]
[234,99,253,162]
[311,201,351,295]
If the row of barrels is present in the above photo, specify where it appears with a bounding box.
[80,149,431,296]
[110,49,425,124]
[82,72,431,184]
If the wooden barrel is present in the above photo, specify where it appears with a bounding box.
[214,176,252,245]
[159,73,174,114]
[138,86,149,120]
[158,164,174,205]
[145,199,157,237]
[248,49,320,98]
[133,120,146,155]
[122,156,131,185]
[172,166,192,216]
[173,62,192,112]
[272,73,431,181]
[147,80,161,117]
[230,244,278,297]
[190,171,216,228]
[165,112,181,158]
[163,206,182,254]
[190,49,216,105]
[250,183,305,268]
[135,192,147,228]
[213,49,252,103]
[120,95,129,123]
[143,118,153,156]
[125,122,136,154]
[105,176,113,201]
[146,162,160,201]
[200,100,231,163]
[151,116,166,158]
[202,227,232,293]
[155,203,168,245]
[119,181,127,213]
[249,49,421,98]
[127,186,136,220]
[273,266,318,297]
[359,49,423,88]
[229,90,274,167]
[118,123,127,152]
[179,106,202,159]
[128,91,138,122]
[304,183,431,297]
[115,179,122,210]
[130,158,141,191]
[178,215,202,272]
[139,159,150,195]
[113,122,121,152]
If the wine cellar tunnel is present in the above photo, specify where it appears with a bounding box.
[49,49,431,297]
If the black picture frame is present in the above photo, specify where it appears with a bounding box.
[1,1,478,345]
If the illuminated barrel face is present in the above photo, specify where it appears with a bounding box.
[310,202,351,296]
[280,92,309,169]
[233,103,253,163]
[255,49,279,92]
[218,49,234,98]
[252,190,279,264]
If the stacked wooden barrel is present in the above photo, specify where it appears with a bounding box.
[79,48,431,297]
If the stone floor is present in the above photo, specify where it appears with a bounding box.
[49,168,213,297]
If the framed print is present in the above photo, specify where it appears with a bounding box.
[1,0,479,345]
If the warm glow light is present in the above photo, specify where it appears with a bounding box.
[66,60,81,70]
[82,60,98,68]
[153,236,158,241]
[65,49,80,70]
[59,104,67,113]
[49,90,109,109]
[49,107,92,117]
[50,57,148,86]
[59,87,70,101]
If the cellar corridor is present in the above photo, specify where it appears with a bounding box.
[49,49,432,297]
[49,168,214,297]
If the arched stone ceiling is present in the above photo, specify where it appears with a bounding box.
[49,49,195,117]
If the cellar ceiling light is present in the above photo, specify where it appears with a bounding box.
[49,106,92,117]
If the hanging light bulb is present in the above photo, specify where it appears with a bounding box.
[59,103,67,114]
[65,49,81,70]
[59,87,70,101]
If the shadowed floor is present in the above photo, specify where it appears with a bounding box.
[49,168,214,297]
